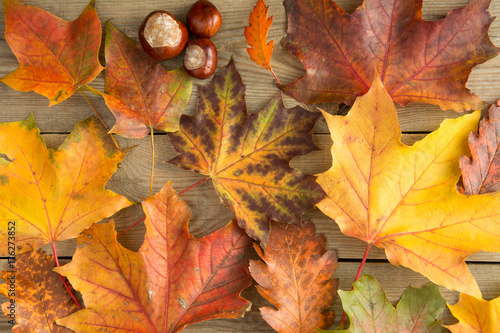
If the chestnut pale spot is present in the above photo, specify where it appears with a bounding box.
[144,12,182,48]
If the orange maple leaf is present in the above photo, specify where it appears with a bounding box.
[93,23,193,139]
[1,0,103,105]
[281,0,499,111]
[445,293,500,332]
[0,115,132,254]
[317,74,500,298]
[250,221,338,333]
[0,249,79,332]
[56,183,252,333]
[245,0,281,84]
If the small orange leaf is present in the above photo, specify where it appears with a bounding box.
[1,0,103,105]
[0,115,132,254]
[56,183,252,332]
[445,294,500,332]
[250,221,338,332]
[245,0,280,83]
[0,249,79,332]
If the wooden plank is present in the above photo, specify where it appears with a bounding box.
[0,0,499,134]
[12,133,493,263]
[0,259,498,331]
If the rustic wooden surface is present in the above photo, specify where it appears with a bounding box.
[1,0,500,331]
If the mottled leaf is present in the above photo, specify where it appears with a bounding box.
[459,101,500,194]
[445,293,500,332]
[0,115,132,254]
[250,220,338,333]
[56,183,252,333]
[168,60,325,242]
[0,249,78,333]
[281,0,499,111]
[318,275,446,333]
[316,75,500,298]
[245,0,279,80]
[94,22,193,139]
[1,0,103,105]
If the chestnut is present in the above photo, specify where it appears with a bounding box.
[183,38,218,79]
[138,10,188,61]
[186,0,222,38]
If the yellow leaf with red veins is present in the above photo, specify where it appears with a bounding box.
[0,249,79,332]
[317,74,500,298]
[55,183,252,333]
[0,115,132,254]
[1,0,103,105]
[445,293,500,332]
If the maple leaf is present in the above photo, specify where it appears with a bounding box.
[318,275,446,333]
[445,293,500,332]
[1,0,103,105]
[280,0,499,111]
[316,74,500,298]
[249,220,338,333]
[245,0,280,83]
[0,115,133,254]
[92,22,193,139]
[459,101,500,194]
[168,60,325,242]
[55,183,252,333]
[0,249,78,333]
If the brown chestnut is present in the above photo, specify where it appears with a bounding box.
[184,38,218,79]
[138,10,188,61]
[186,0,222,38]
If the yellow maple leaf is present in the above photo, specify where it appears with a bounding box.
[317,74,500,298]
[445,293,500,332]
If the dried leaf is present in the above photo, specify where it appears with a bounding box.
[93,22,193,139]
[0,115,132,254]
[445,293,500,332]
[250,220,338,333]
[319,275,446,333]
[56,183,252,333]
[0,249,79,333]
[459,101,500,194]
[168,60,324,242]
[245,0,277,78]
[281,0,498,111]
[1,0,103,105]
[316,74,500,298]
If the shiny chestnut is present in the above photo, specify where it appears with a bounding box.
[186,0,222,38]
[183,38,218,79]
[139,10,188,61]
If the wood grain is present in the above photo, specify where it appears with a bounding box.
[0,0,499,331]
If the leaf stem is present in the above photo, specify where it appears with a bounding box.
[51,242,82,309]
[177,177,210,196]
[150,130,155,198]
[79,90,119,148]
[270,68,282,86]
[117,216,146,238]
[339,243,372,328]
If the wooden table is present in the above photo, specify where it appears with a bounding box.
[1,0,499,331]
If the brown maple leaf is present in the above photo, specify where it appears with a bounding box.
[1,0,103,105]
[281,0,499,111]
[316,74,500,298]
[250,220,338,333]
[93,22,193,139]
[56,183,252,333]
[0,115,132,254]
[0,249,79,333]
[168,60,325,242]
[459,101,500,194]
